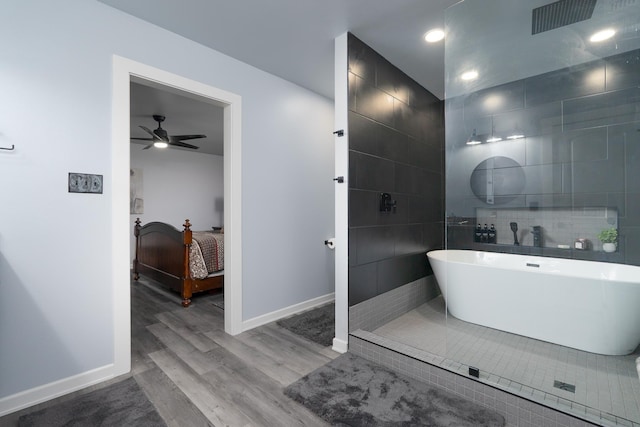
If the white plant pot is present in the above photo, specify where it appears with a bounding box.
[603,242,616,253]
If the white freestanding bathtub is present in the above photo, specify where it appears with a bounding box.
[427,250,640,356]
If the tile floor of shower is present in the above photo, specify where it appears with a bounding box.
[371,296,640,427]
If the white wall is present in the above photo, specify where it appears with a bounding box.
[0,0,334,408]
[129,146,224,262]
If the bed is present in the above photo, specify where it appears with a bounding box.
[133,218,224,307]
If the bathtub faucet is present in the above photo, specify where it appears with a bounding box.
[510,222,519,245]
[532,226,543,247]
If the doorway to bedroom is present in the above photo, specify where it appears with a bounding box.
[112,56,243,376]
[129,80,226,306]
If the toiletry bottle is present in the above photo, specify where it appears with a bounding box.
[474,224,482,242]
[488,224,496,244]
[481,224,488,243]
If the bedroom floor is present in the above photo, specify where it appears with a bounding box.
[1,277,337,426]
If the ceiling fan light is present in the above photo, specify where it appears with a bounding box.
[153,141,168,148]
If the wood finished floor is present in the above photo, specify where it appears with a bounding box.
[0,278,337,426]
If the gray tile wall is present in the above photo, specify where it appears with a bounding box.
[348,33,445,306]
[445,49,640,266]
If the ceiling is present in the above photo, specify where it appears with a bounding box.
[115,0,460,156]
[100,0,460,101]
[115,0,640,155]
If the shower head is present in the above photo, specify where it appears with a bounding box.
[531,0,596,35]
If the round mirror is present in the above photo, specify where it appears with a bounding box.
[470,156,525,205]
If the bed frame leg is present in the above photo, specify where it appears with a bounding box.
[182,285,192,307]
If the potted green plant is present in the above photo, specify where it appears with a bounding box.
[597,227,618,253]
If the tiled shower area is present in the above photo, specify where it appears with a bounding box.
[348,280,634,427]
[371,295,640,426]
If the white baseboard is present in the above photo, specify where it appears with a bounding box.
[242,292,335,332]
[332,337,348,353]
[0,364,116,417]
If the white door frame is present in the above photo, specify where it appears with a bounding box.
[332,33,349,353]
[111,55,243,375]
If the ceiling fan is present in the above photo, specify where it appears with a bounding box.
[131,114,206,150]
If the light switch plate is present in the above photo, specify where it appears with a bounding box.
[69,173,103,194]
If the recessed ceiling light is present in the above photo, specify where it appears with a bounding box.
[461,70,479,81]
[424,29,445,43]
[590,28,615,42]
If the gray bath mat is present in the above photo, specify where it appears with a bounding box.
[18,377,166,427]
[285,353,505,426]
[277,303,334,346]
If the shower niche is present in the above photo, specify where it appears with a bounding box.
[474,206,618,253]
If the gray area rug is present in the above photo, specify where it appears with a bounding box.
[18,377,166,427]
[277,303,334,347]
[285,353,505,426]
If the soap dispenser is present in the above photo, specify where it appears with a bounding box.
[481,224,489,243]
[488,224,497,244]
[474,224,482,242]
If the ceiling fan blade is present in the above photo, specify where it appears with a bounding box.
[130,137,154,141]
[153,128,169,142]
[139,126,160,140]
[142,143,154,150]
[170,134,206,141]
[169,141,200,149]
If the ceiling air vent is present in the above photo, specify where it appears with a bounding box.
[532,0,597,35]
